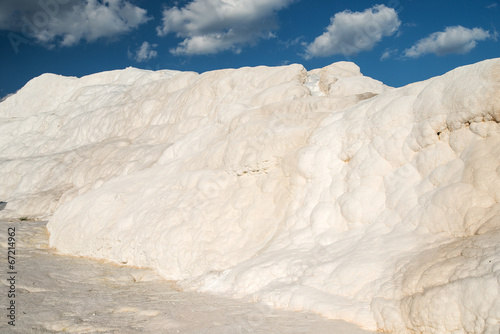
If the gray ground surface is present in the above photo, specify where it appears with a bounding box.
[0,219,377,333]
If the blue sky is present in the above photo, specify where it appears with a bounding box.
[1,0,498,98]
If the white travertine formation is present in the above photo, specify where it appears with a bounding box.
[1,59,499,333]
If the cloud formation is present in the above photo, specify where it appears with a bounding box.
[304,5,400,59]
[129,41,158,62]
[1,0,150,47]
[404,26,493,58]
[380,48,398,61]
[156,0,294,55]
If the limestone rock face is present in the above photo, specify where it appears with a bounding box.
[1,59,499,333]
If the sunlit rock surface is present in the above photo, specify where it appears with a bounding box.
[1,59,499,333]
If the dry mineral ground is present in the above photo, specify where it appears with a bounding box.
[1,219,376,334]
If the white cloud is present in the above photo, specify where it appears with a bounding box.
[0,0,150,47]
[304,5,400,59]
[129,41,158,62]
[404,26,493,58]
[156,0,294,55]
[380,48,398,61]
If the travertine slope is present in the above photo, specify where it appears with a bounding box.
[1,59,499,333]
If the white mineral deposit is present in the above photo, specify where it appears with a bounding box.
[1,59,499,333]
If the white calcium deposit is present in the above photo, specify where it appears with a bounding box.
[1,59,499,333]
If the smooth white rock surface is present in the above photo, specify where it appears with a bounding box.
[1,59,499,333]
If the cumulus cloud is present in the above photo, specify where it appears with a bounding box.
[156,0,294,55]
[404,26,493,58]
[0,0,150,47]
[304,5,400,59]
[129,41,158,62]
